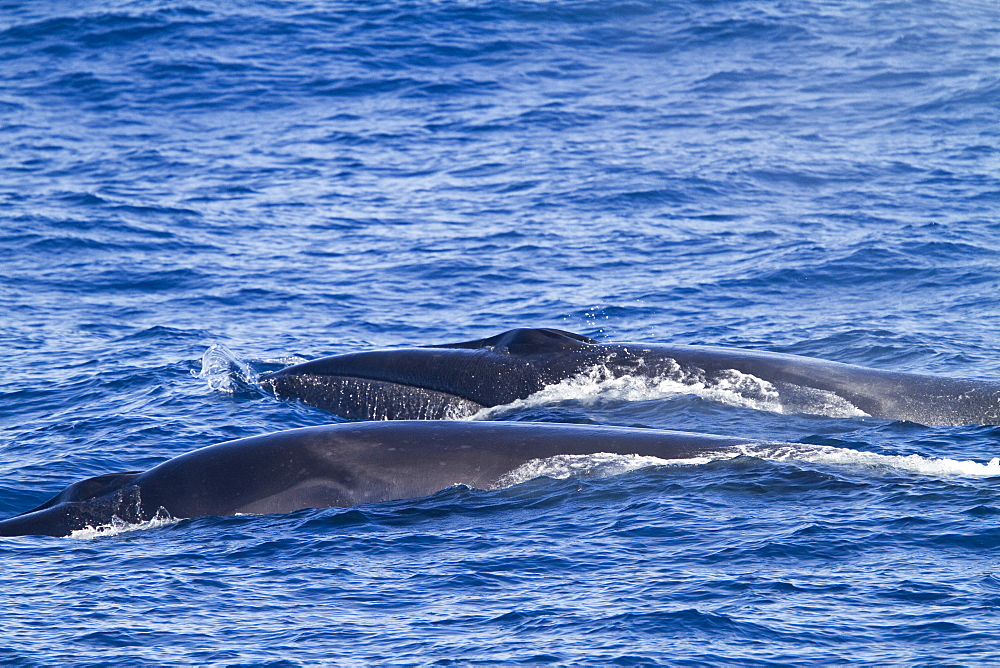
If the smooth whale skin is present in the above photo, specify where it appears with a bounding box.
[259,328,1000,426]
[0,421,752,538]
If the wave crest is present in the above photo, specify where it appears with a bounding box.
[475,363,868,419]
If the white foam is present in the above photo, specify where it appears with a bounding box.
[472,364,868,420]
[493,443,1000,490]
[494,452,715,488]
[734,442,1000,478]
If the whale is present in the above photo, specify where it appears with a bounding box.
[259,328,1000,426]
[0,420,754,538]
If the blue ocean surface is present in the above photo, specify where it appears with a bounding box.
[2,0,999,662]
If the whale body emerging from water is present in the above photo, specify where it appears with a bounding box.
[259,328,1000,426]
[0,421,751,538]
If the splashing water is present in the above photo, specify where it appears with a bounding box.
[197,344,306,397]
[68,510,179,540]
[197,343,258,395]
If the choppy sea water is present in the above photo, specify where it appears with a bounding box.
[2,0,999,663]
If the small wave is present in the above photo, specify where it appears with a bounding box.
[474,364,867,420]
[495,444,1000,490]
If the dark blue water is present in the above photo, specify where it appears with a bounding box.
[2,0,1000,662]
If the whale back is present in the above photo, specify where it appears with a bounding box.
[261,329,1000,425]
[0,421,753,537]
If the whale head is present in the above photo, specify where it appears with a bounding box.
[259,328,604,420]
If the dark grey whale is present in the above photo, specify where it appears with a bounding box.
[259,328,1000,426]
[0,421,751,538]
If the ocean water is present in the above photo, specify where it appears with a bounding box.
[2,0,999,663]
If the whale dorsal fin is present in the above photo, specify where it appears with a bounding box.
[430,328,598,355]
